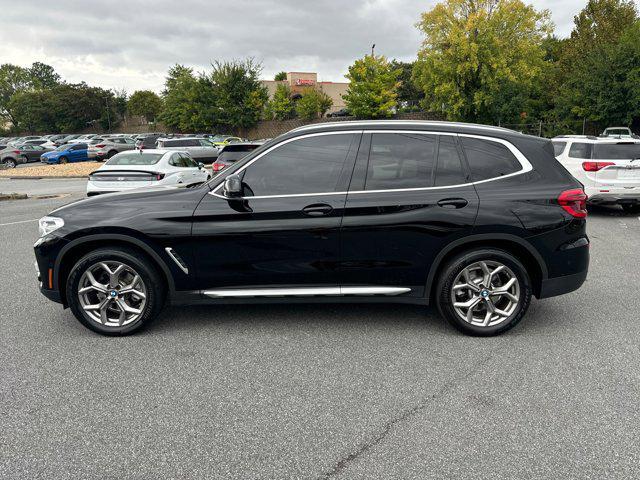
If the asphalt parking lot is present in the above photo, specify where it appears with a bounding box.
[1,178,639,479]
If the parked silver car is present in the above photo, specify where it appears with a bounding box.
[88,137,136,160]
[155,137,219,164]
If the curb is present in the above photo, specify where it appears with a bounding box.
[0,176,88,180]
[0,193,28,201]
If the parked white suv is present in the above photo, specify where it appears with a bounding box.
[552,135,640,213]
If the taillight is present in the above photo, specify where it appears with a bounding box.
[95,144,106,148]
[13,150,20,155]
[213,162,225,172]
[582,161,615,172]
[155,173,165,181]
[558,188,587,218]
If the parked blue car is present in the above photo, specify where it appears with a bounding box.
[40,143,90,164]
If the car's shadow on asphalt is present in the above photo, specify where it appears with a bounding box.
[152,302,457,336]
[587,203,637,217]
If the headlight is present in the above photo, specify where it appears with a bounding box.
[38,216,64,237]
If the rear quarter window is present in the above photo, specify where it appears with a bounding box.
[552,141,567,157]
[568,142,592,159]
[460,137,521,182]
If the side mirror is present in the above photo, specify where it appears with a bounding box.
[223,174,243,198]
[198,162,204,169]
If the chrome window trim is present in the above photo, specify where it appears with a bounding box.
[209,130,533,200]
[203,286,411,298]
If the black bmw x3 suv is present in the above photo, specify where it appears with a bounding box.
[34,121,589,336]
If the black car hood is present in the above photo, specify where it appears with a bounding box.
[51,185,208,216]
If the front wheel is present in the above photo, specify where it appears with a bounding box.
[436,249,532,336]
[59,156,68,164]
[66,247,166,335]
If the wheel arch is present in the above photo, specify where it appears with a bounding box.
[55,234,175,307]
[425,234,547,303]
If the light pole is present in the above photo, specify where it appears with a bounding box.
[104,97,112,133]
[371,43,376,57]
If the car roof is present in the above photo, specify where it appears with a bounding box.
[122,149,172,155]
[552,136,640,144]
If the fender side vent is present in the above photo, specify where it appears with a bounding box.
[165,247,189,274]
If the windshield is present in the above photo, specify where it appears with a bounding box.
[593,143,640,159]
[218,145,260,163]
[106,152,164,165]
[605,129,630,136]
[55,144,70,151]
[210,135,229,142]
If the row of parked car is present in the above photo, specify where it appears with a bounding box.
[0,133,249,168]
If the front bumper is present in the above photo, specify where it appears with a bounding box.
[34,234,69,305]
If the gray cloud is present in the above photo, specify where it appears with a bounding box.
[0,0,591,93]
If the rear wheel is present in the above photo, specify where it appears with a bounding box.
[107,150,117,159]
[436,248,532,336]
[621,204,640,214]
[66,247,166,335]
[4,158,16,168]
[59,156,68,164]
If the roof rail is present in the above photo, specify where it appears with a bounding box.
[290,120,520,135]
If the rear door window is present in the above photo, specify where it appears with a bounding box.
[460,137,521,181]
[365,133,436,190]
[568,142,592,159]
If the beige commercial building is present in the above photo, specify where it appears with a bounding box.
[261,72,349,113]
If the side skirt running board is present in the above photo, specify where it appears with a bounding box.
[202,286,411,298]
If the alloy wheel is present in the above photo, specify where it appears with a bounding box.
[77,261,147,327]
[450,260,520,328]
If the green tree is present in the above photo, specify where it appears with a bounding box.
[343,54,400,118]
[28,62,61,90]
[555,0,639,127]
[160,65,202,131]
[265,83,295,120]
[412,0,552,123]
[9,83,121,133]
[128,90,163,122]
[208,59,268,130]
[0,64,30,124]
[296,88,333,120]
[274,71,287,81]
[389,60,423,107]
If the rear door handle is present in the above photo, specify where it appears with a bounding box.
[437,198,468,209]
[302,203,333,217]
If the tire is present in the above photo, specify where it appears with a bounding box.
[4,158,16,168]
[65,247,166,336]
[59,156,68,164]
[107,150,117,159]
[435,248,532,336]
[621,204,640,214]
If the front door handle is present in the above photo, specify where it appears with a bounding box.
[302,203,333,217]
[437,198,468,209]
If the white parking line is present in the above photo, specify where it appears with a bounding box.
[0,219,38,227]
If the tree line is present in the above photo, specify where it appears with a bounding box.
[1,0,639,136]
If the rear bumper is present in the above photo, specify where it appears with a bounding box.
[586,186,640,204]
[538,269,588,299]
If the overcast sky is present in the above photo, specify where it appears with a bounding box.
[0,0,607,93]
